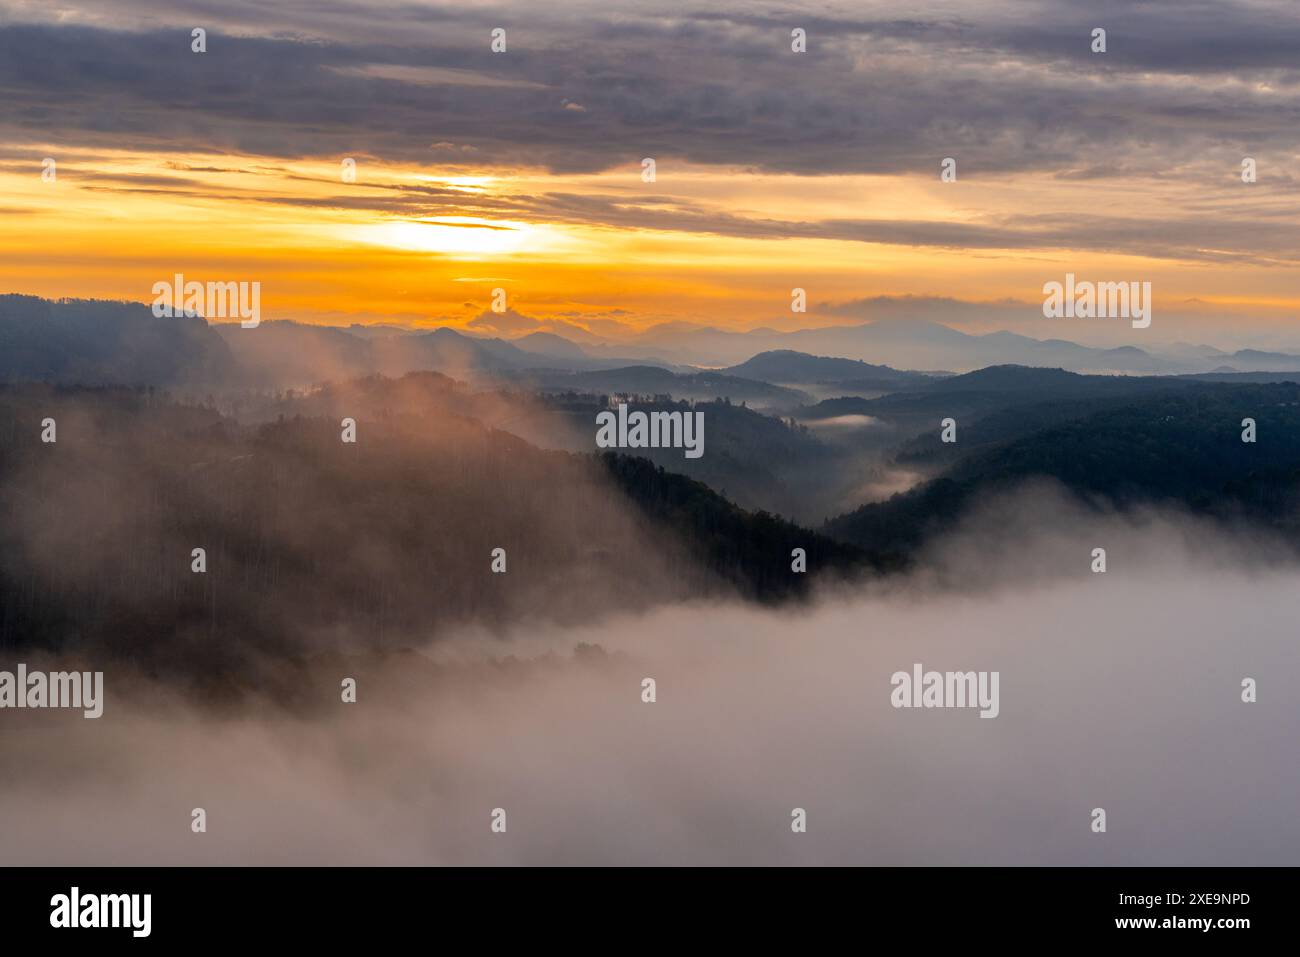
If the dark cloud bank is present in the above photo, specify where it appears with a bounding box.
[2,0,1298,178]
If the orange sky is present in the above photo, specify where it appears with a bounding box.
[3,146,1298,339]
[2,1,1299,346]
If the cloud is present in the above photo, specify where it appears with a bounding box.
[1,2,1297,178]
[2,2,1297,271]
[465,306,543,335]
[818,294,1036,325]
[463,306,611,342]
[1,484,1295,864]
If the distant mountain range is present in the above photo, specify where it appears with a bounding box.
[480,314,1300,376]
[0,295,684,390]
[8,295,1300,399]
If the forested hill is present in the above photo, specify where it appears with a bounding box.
[826,381,1300,552]
[0,382,874,683]
[598,452,904,596]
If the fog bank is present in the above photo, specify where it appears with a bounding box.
[2,521,1294,864]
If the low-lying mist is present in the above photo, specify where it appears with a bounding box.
[2,486,1295,866]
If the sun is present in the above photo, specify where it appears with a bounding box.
[354,217,548,258]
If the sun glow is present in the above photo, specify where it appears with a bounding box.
[354,218,555,258]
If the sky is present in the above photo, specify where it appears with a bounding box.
[1,0,1298,344]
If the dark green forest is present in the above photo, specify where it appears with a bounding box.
[828,382,1300,551]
